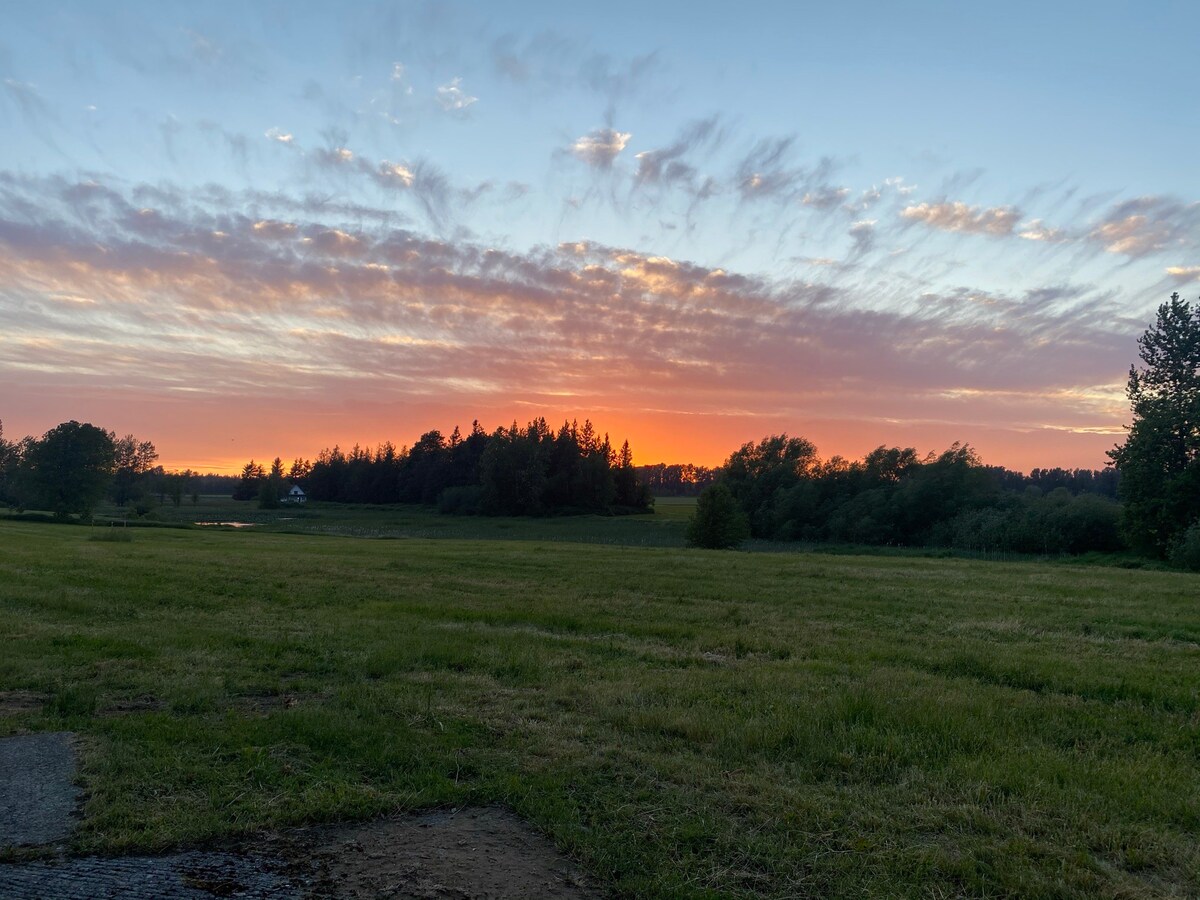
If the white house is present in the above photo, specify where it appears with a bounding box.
[285,485,307,504]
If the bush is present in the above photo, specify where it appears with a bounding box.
[686,484,750,549]
[1168,520,1200,571]
[257,480,280,509]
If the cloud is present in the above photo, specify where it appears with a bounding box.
[732,139,842,207]
[264,127,295,145]
[377,161,415,187]
[1017,219,1069,243]
[312,145,355,167]
[251,219,298,240]
[436,76,477,112]
[900,201,1022,236]
[1086,197,1200,257]
[1166,266,1200,283]
[802,186,851,210]
[0,172,1132,452]
[306,141,496,232]
[632,117,724,193]
[734,137,799,200]
[571,128,632,168]
[848,220,876,255]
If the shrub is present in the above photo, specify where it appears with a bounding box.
[1168,520,1200,571]
[686,484,750,549]
[257,480,280,509]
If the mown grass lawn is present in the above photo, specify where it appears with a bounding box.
[1,519,1197,897]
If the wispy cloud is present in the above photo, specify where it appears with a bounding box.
[802,186,851,210]
[632,116,723,190]
[848,219,876,255]
[0,174,1133,457]
[1087,196,1200,257]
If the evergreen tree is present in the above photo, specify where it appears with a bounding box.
[1108,293,1200,555]
[613,439,651,509]
[233,460,266,501]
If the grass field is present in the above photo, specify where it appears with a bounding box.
[1,517,1198,897]
[90,494,698,547]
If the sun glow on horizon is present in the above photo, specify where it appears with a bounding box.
[1,3,1193,476]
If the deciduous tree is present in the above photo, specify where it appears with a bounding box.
[686,483,750,549]
[23,421,115,519]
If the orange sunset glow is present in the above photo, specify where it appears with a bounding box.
[2,4,1194,474]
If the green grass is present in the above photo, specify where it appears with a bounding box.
[85,495,694,547]
[1,519,1198,897]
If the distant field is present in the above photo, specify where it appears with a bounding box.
[1,520,1197,897]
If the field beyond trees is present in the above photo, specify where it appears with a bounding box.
[1,519,1198,897]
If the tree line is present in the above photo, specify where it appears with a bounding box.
[6,294,1197,562]
[0,420,194,518]
[688,293,1200,566]
[688,437,1124,554]
[234,418,653,515]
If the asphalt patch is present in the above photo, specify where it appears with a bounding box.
[0,731,81,849]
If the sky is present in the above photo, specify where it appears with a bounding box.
[1,1,1198,473]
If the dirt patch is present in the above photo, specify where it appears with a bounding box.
[0,691,48,716]
[0,806,605,898]
[294,806,604,899]
[234,692,321,715]
[101,695,167,715]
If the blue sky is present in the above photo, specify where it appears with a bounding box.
[1,1,1198,470]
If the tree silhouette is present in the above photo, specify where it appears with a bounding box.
[1109,293,1200,555]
